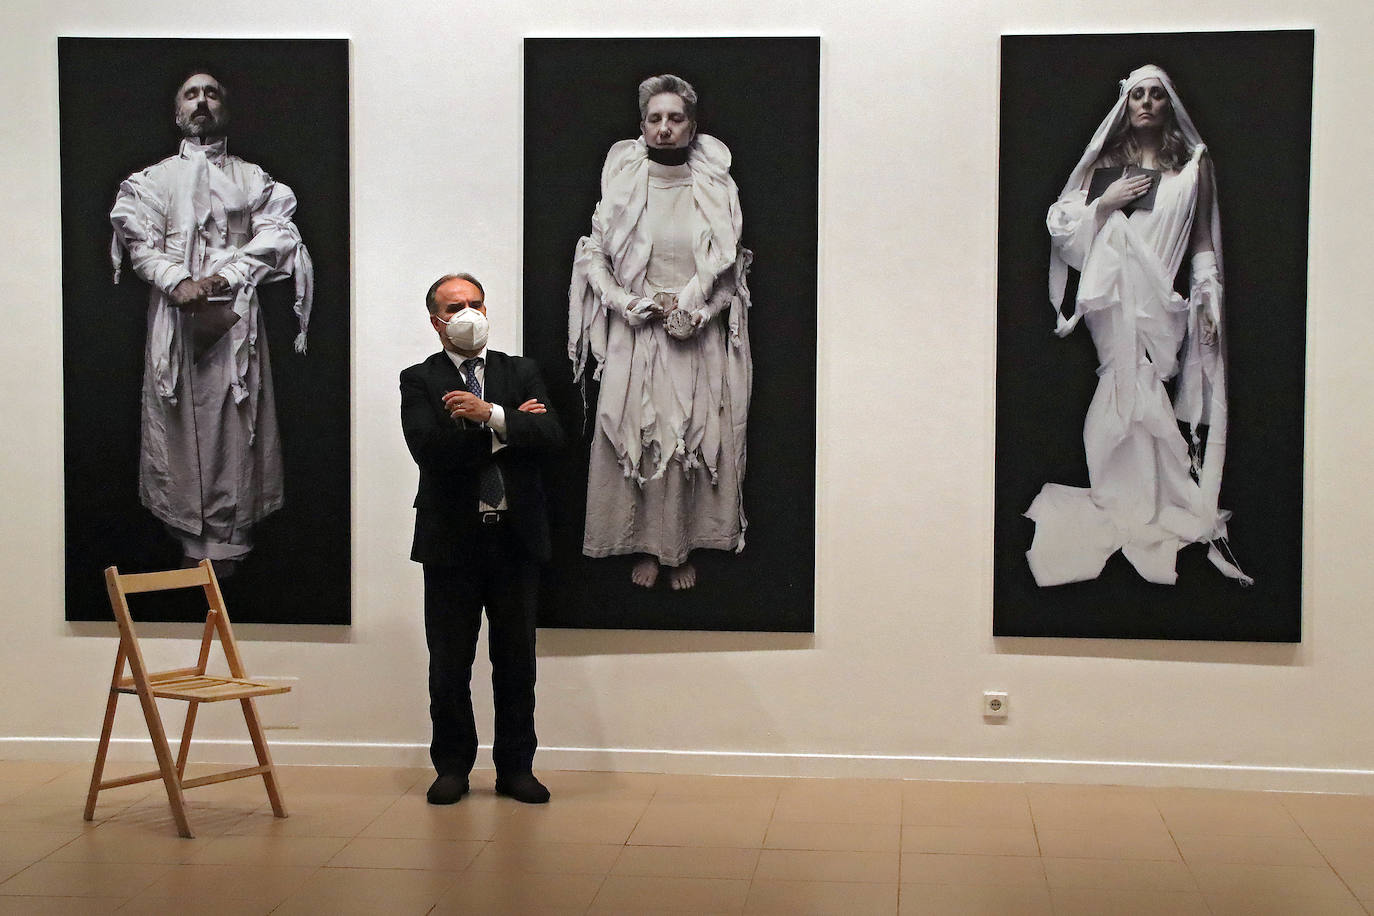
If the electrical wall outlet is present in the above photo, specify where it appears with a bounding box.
[983,691,1009,719]
[256,677,300,729]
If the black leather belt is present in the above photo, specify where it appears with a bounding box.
[479,511,504,525]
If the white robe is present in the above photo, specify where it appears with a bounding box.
[110,137,312,556]
[569,136,752,565]
[1026,65,1250,587]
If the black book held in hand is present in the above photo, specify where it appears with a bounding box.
[1087,165,1161,214]
[190,297,240,363]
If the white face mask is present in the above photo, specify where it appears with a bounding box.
[441,308,489,351]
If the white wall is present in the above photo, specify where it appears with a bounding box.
[3,0,1372,792]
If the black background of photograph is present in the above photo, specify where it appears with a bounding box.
[524,38,818,631]
[59,38,351,624]
[995,31,1312,640]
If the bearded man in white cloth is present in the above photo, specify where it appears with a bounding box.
[110,70,313,576]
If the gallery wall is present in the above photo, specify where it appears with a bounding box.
[2,0,1371,791]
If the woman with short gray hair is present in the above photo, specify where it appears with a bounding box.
[570,74,752,591]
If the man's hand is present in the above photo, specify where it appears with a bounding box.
[443,389,493,423]
[517,398,547,414]
[169,275,230,309]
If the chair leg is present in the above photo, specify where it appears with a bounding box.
[132,687,193,838]
[84,688,122,821]
[175,701,200,779]
[240,697,287,818]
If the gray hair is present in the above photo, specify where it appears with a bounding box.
[425,272,485,314]
[637,74,697,122]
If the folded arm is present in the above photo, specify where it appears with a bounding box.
[400,370,499,474]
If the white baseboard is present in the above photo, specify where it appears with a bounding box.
[6,737,1371,794]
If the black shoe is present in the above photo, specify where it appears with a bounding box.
[495,772,550,804]
[426,773,469,805]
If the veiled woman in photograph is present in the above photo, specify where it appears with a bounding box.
[1024,64,1251,587]
[569,74,752,591]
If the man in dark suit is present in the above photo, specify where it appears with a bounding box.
[400,272,564,805]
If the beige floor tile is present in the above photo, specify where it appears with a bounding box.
[765,820,900,852]
[1048,886,1210,915]
[101,803,251,838]
[0,864,24,884]
[898,882,1052,915]
[755,849,898,883]
[360,793,512,841]
[0,784,53,805]
[900,825,1038,856]
[1280,792,1374,839]
[191,833,350,867]
[325,835,483,870]
[745,878,897,914]
[226,806,379,838]
[1024,784,1162,833]
[15,768,156,808]
[277,765,428,796]
[494,799,651,846]
[772,779,903,825]
[612,845,760,880]
[1174,831,1326,866]
[1311,837,1374,897]
[286,865,458,907]
[651,774,787,801]
[1034,826,1180,860]
[1188,861,1356,898]
[255,790,395,816]
[1041,856,1196,891]
[1151,787,1304,837]
[901,781,1033,829]
[470,841,622,875]
[0,860,168,898]
[44,827,210,864]
[1203,894,1369,915]
[116,897,274,916]
[589,874,750,912]
[272,893,440,916]
[0,805,115,832]
[628,798,773,848]
[0,763,83,783]
[431,869,604,913]
[0,897,128,915]
[0,832,76,864]
[136,863,316,904]
[536,769,661,801]
[899,853,1046,887]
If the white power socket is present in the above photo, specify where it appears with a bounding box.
[983,691,1009,719]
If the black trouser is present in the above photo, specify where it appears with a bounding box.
[422,522,539,777]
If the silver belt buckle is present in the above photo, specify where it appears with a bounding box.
[480,511,502,525]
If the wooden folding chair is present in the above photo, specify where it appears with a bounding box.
[85,559,291,837]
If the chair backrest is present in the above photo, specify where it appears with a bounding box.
[103,560,249,686]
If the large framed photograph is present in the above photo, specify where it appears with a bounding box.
[523,37,819,631]
[59,38,351,624]
[993,31,1311,641]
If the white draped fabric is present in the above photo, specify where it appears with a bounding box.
[1026,66,1250,586]
[110,137,313,558]
[569,136,752,565]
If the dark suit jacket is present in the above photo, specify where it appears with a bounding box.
[400,349,565,564]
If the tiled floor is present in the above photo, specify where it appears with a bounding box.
[1,760,1372,914]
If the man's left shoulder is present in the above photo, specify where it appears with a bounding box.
[488,350,544,373]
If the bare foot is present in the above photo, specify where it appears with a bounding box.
[631,556,660,588]
[667,562,697,590]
